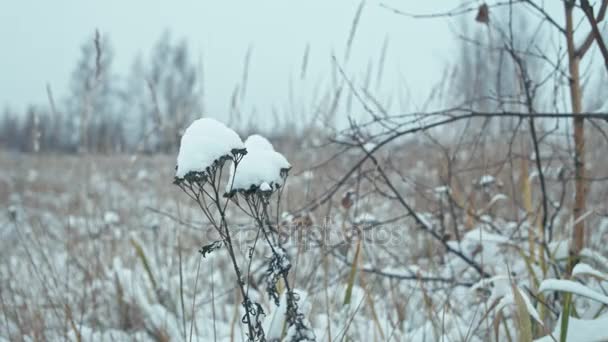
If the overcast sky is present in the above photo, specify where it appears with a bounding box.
[0,1,477,118]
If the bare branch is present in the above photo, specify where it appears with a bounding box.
[580,0,608,71]
[576,0,608,58]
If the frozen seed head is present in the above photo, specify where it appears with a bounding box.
[175,118,245,181]
[259,182,272,192]
[227,148,291,194]
[244,134,275,151]
[226,135,291,195]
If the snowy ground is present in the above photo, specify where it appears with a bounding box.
[2,136,608,341]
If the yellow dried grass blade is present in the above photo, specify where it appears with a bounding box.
[512,283,533,342]
[344,238,362,305]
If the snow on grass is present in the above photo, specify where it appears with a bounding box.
[477,174,495,186]
[573,263,608,280]
[538,279,608,304]
[535,314,608,342]
[462,227,509,244]
[581,248,608,269]
[175,118,245,179]
[432,185,451,197]
[471,275,511,301]
[265,290,288,340]
[497,286,543,325]
[354,213,377,225]
[103,211,120,225]
[471,276,542,325]
[6,150,608,341]
[548,240,569,260]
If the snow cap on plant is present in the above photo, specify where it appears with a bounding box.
[244,134,275,151]
[226,134,291,195]
[174,118,245,184]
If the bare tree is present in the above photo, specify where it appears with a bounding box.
[143,31,203,153]
[67,30,116,153]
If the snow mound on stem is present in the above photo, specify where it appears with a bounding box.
[259,182,272,192]
[245,134,274,151]
[228,149,291,193]
[227,135,291,193]
[175,118,245,179]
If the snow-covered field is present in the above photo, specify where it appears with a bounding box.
[2,121,608,341]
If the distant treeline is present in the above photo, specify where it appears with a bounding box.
[0,30,323,154]
[3,13,607,155]
[1,31,204,154]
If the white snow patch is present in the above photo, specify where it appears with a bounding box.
[136,169,149,181]
[265,291,288,340]
[433,185,451,194]
[103,211,120,225]
[355,213,377,224]
[463,227,509,244]
[301,170,314,180]
[489,193,508,204]
[581,248,608,269]
[573,263,608,280]
[363,142,377,152]
[472,276,542,324]
[228,149,291,193]
[27,169,38,182]
[478,175,495,186]
[245,134,274,151]
[175,118,244,178]
[548,240,569,260]
[264,289,312,341]
[538,279,608,304]
[471,275,511,301]
[516,287,543,324]
[259,182,272,192]
[535,314,608,342]
[495,288,543,325]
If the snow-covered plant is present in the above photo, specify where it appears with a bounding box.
[174,118,313,342]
